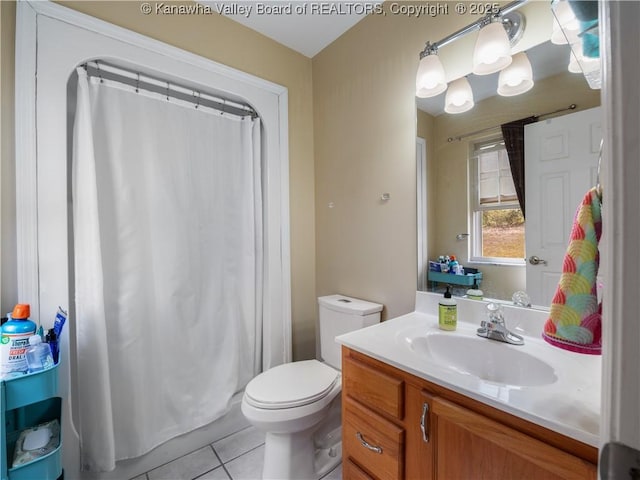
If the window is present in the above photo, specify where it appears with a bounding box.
[470,139,525,263]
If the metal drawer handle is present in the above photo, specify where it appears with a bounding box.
[420,402,429,443]
[356,432,383,454]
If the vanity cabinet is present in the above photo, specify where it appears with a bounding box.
[342,347,597,480]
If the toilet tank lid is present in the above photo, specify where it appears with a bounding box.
[318,294,383,315]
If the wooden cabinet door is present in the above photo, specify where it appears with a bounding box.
[432,397,597,480]
[404,386,434,480]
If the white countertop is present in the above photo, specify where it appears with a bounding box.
[336,292,601,447]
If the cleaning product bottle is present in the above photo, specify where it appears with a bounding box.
[439,286,457,331]
[25,335,54,373]
[1,304,37,378]
[466,281,484,300]
[440,255,450,273]
[448,255,459,275]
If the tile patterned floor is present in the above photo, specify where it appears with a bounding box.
[130,426,342,480]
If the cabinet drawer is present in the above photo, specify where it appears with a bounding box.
[344,397,404,480]
[343,356,403,419]
[343,459,375,480]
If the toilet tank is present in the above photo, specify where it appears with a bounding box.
[318,294,383,369]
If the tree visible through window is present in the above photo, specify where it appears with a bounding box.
[471,139,525,262]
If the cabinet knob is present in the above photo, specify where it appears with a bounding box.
[356,432,383,454]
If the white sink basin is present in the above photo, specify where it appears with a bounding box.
[404,331,558,387]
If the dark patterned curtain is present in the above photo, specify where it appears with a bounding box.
[500,116,538,218]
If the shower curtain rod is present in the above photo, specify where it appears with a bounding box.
[83,61,258,119]
[446,103,577,142]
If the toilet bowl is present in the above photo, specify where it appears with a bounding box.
[242,360,342,479]
[241,294,383,480]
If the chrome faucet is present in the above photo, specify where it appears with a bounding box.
[477,303,524,346]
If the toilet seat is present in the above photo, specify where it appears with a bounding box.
[244,360,340,410]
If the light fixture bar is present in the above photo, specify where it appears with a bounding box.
[419,0,528,57]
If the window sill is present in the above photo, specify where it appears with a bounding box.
[468,259,526,267]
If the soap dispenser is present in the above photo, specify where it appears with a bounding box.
[439,286,457,331]
[466,281,484,300]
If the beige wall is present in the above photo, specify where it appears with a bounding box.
[0,1,317,360]
[431,72,601,300]
[312,4,509,319]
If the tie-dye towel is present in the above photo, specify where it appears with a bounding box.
[542,187,602,355]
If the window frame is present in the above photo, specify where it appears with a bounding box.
[468,137,526,265]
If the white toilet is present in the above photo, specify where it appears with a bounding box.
[241,294,383,480]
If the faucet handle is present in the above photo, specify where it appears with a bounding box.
[478,303,525,346]
[486,302,505,325]
[512,291,532,308]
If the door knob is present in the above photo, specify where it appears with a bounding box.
[528,255,547,266]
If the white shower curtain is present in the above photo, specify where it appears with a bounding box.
[72,68,263,471]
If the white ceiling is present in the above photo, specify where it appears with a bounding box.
[205,0,376,58]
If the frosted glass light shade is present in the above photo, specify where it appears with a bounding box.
[568,45,600,74]
[568,49,581,73]
[472,22,512,75]
[498,52,534,96]
[416,54,447,98]
[552,0,580,45]
[444,77,474,114]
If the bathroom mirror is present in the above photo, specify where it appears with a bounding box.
[416,37,602,305]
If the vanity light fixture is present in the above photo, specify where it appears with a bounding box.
[416,42,447,98]
[568,47,600,76]
[415,0,529,111]
[567,50,581,73]
[472,15,513,75]
[497,52,534,96]
[444,77,474,114]
[551,0,580,45]
[552,0,600,88]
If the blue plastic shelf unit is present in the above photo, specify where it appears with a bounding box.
[1,365,62,480]
[428,271,483,290]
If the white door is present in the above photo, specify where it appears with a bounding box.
[600,1,640,469]
[524,106,602,307]
[417,137,428,291]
